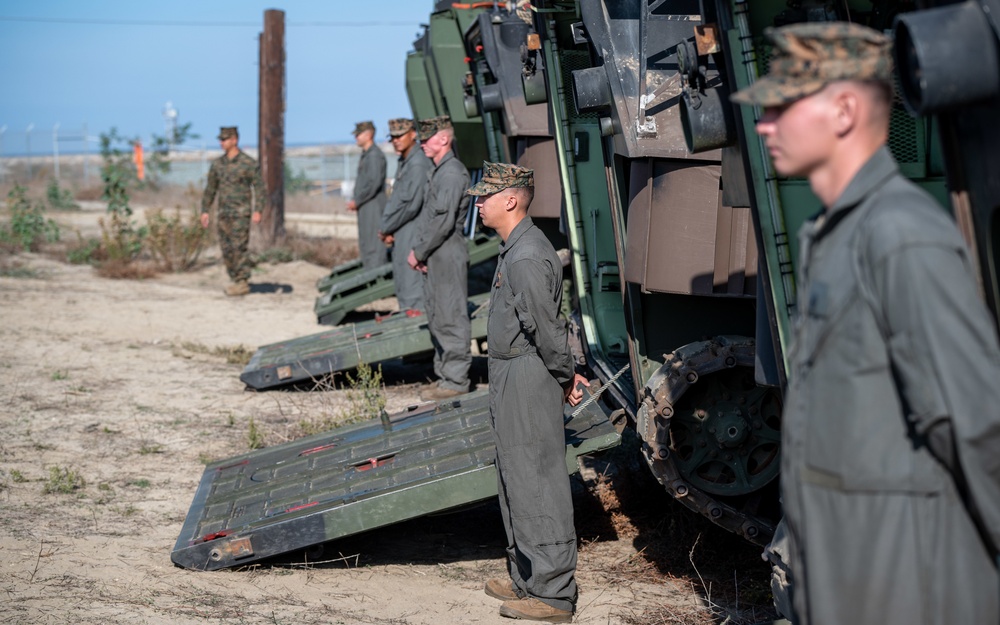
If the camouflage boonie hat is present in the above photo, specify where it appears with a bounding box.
[352,120,375,136]
[417,115,452,142]
[466,161,534,196]
[217,126,238,140]
[730,22,892,107]
[387,118,415,137]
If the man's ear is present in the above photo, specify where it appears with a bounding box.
[833,89,860,138]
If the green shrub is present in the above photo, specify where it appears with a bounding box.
[247,417,265,450]
[343,362,388,425]
[46,178,79,211]
[66,234,103,265]
[1,185,60,252]
[253,246,294,264]
[146,207,209,271]
[42,466,85,494]
[97,129,147,267]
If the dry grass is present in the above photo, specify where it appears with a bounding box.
[252,232,358,269]
[576,433,779,625]
[93,257,159,279]
[243,363,389,448]
[176,341,254,366]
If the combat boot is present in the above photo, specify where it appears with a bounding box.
[225,280,250,296]
[484,578,521,601]
[420,383,464,401]
[499,597,573,623]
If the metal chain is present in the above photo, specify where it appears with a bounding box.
[570,363,630,418]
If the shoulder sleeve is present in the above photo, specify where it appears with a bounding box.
[201,160,219,211]
[353,150,385,205]
[250,157,266,212]
[380,163,428,234]
[869,210,1000,552]
[507,254,574,384]
[412,167,468,261]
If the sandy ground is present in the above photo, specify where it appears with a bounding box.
[0,205,776,625]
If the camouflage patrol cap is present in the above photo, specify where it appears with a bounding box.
[730,22,892,107]
[352,121,375,136]
[466,161,534,196]
[417,115,453,142]
[217,126,238,140]
[387,118,415,137]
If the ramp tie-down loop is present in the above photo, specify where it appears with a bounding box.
[569,363,631,419]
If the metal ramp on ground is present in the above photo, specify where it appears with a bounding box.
[314,232,500,326]
[170,390,621,570]
[242,294,490,390]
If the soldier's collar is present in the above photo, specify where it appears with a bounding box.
[500,216,534,252]
[828,147,897,215]
[435,150,455,169]
[820,146,898,234]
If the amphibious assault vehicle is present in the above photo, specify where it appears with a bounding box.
[174,0,1000,569]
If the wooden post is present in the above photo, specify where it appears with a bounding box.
[258,9,286,244]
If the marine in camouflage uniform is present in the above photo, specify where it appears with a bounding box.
[732,22,1000,625]
[201,126,266,296]
[380,118,431,312]
[409,116,471,398]
[348,120,389,270]
[470,162,588,623]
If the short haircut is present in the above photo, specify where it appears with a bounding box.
[512,185,534,209]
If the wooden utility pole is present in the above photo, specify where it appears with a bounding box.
[258,9,286,244]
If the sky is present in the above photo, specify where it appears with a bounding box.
[0,0,437,155]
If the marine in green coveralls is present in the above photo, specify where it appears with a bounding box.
[346,120,389,270]
[408,116,472,399]
[200,126,265,297]
[469,162,588,623]
[379,118,431,312]
[732,22,1000,625]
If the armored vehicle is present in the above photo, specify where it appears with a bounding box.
[175,0,1000,568]
[454,0,999,544]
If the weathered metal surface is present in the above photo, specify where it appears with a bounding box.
[315,257,364,294]
[405,33,437,122]
[243,294,490,390]
[472,11,551,137]
[313,233,500,326]
[622,158,757,297]
[465,11,564,216]
[578,0,718,160]
[171,390,621,570]
[424,7,490,169]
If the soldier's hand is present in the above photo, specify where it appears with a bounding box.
[346,200,357,212]
[383,234,394,246]
[407,249,420,270]
[564,374,590,407]
[251,211,261,225]
[200,212,210,228]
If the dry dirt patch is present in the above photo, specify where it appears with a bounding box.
[0,243,776,624]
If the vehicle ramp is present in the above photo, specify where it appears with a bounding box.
[314,232,500,325]
[170,390,621,570]
[242,294,490,390]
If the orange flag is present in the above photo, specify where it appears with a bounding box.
[133,141,145,181]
